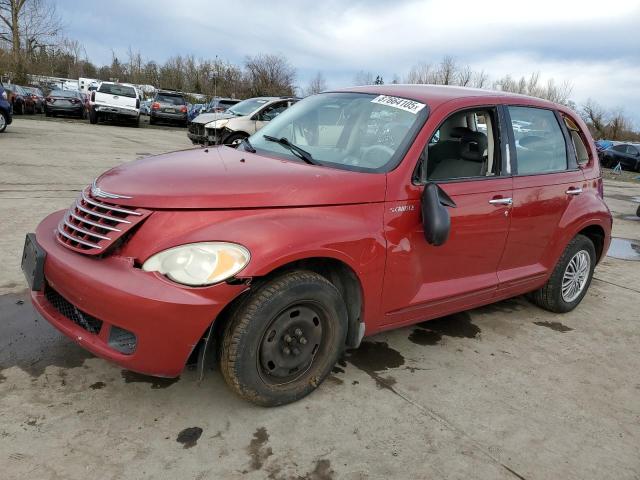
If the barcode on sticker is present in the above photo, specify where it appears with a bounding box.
[371,95,426,114]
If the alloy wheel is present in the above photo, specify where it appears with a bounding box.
[561,250,590,302]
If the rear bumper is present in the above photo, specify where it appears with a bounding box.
[30,210,247,377]
[94,104,139,117]
[151,111,187,122]
[46,105,83,114]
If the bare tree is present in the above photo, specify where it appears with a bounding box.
[244,53,295,96]
[353,70,374,85]
[437,56,457,85]
[0,0,62,79]
[582,99,607,137]
[306,71,327,96]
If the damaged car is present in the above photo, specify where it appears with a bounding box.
[187,96,298,146]
[23,85,611,407]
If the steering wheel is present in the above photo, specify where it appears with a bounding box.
[361,144,395,167]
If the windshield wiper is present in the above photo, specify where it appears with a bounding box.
[240,137,256,153]
[263,135,316,165]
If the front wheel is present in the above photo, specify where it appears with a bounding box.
[528,234,596,313]
[223,132,248,148]
[220,270,348,406]
[0,111,7,133]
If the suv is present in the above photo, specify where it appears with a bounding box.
[188,96,298,145]
[89,82,141,126]
[0,83,13,132]
[150,90,188,126]
[22,86,611,407]
[599,143,640,172]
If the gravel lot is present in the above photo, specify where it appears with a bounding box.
[1,117,639,480]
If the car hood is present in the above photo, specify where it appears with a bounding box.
[191,112,235,125]
[94,147,386,209]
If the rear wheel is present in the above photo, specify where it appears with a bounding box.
[220,270,348,406]
[528,234,596,313]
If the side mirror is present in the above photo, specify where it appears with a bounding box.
[421,183,456,246]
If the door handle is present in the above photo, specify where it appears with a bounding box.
[566,187,583,195]
[489,197,513,206]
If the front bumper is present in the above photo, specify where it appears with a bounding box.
[94,104,139,117]
[30,210,247,377]
[187,125,222,144]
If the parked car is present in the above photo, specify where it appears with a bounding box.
[3,84,26,114]
[0,83,13,132]
[599,143,640,171]
[25,87,45,113]
[150,90,188,126]
[22,85,611,406]
[89,82,140,126]
[44,90,86,118]
[188,96,298,145]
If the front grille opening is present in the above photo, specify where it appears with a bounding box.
[45,285,103,334]
[109,326,137,355]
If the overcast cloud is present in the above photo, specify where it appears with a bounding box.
[58,0,640,126]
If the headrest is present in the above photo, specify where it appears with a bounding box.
[460,131,488,162]
[450,126,474,138]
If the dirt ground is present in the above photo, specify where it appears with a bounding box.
[1,117,639,480]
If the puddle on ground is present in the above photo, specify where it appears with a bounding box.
[533,321,573,333]
[345,341,405,391]
[607,238,640,261]
[176,427,203,449]
[247,427,272,471]
[409,312,481,346]
[0,291,94,377]
[121,370,180,389]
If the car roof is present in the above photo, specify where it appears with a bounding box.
[334,84,559,110]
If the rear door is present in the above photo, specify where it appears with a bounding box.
[497,105,585,295]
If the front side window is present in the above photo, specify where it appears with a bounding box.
[508,107,567,175]
[612,145,627,153]
[247,92,428,173]
[626,145,639,156]
[422,109,499,181]
[257,101,289,121]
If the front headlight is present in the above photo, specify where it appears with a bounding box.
[205,119,229,129]
[142,242,250,286]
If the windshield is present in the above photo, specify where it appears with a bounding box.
[246,92,428,173]
[98,83,137,98]
[227,98,270,116]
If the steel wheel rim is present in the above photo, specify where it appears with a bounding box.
[258,303,324,385]
[561,250,590,302]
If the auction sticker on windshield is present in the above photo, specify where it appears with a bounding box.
[371,95,426,114]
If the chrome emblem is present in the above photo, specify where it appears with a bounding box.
[91,180,132,199]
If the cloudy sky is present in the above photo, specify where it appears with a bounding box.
[58,0,640,126]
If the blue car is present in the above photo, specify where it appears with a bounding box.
[0,82,13,133]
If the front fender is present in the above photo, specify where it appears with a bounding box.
[121,203,387,327]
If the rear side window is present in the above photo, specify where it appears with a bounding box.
[563,116,590,165]
[508,107,567,175]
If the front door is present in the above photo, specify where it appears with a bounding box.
[381,107,513,327]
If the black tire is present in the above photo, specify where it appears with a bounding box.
[224,132,248,148]
[149,116,156,125]
[636,204,640,218]
[220,270,348,406]
[0,111,7,133]
[15,102,23,115]
[89,108,98,124]
[528,234,596,313]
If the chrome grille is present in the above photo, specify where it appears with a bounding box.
[56,187,151,255]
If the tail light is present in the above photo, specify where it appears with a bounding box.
[151,102,160,110]
[180,105,187,113]
[91,91,95,102]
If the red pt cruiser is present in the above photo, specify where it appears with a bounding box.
[22,86,612,406]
